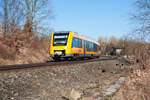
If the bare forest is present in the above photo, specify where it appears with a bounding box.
[98,0,150,70]
[0,0,52,64]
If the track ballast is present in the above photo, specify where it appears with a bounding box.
[0,56,117,71]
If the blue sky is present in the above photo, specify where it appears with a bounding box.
[51,0,136,40]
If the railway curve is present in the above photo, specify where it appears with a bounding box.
[0,56,117,71]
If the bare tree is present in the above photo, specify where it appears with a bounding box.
[0,0,52,36]
[131,0,150,69]
[132,0,150,41]
[108,36,118,46]
[22,0,52,36]
[0,0,25,34]
[2,0,8,34]
[98,36,108,55]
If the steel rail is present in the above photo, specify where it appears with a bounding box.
[0,56,117,71]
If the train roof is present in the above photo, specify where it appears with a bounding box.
[53,31,100,46]
[54,31,70,34]
[72,32,100,46]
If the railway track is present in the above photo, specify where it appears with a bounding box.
[0,56,117,71]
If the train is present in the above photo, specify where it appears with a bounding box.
[49,31,101,60]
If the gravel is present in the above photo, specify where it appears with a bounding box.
[0,60,126,100]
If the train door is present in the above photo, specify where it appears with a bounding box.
[84,40,86,56]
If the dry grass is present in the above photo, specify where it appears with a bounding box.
[112,62,150,100]
[0,33,50,65]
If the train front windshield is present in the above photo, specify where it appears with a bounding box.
[53,33,69,46]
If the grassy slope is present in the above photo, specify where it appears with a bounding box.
[0,33,50,65]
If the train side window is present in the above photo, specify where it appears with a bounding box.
[72,37,82,48]
[94,44,97,52]
[89,41,91,51]
[89,42,93,51]
[72,37,78,48]
[99,46,101,50]
[86,41,93,51]
[78,38,82,48]
[86,41,89,50]
[91,42,94,51]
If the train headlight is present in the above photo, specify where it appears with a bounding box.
[65,46,67,49]
[54,51,62,55]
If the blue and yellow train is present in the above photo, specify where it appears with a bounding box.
[50,31,101,60]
